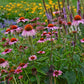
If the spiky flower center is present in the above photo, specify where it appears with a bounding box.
[0,58,5,64]
[59,20,62,24]
[19,63,25,67]
[25,24,33,31]
[6,28,10,32]
[48,32,51,35]
[48,24,54,27]
[82,38,84,41]
[1,70,6,73]
[16,69,22,72]
[72,31,77,33]
[19,17,25,20]
[10,38,17,42]
[74,15,81,21]
[2,38,6,41]
[5,49,9,52]
[55,71,59,75]
[40,38,44,41]
[67,22,71,26]
[31,56,35,60]
[43,32,47,35]
[39,51,43,53]
[10,25,18,29]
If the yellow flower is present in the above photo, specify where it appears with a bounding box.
[31,11,35,13]
[15,10,17,13]
[38,7,43,10]
[19,14,22,16]
[9,3,12,5]
[25,8,29,11]
[17,3,21,7]
[39,12,42,15]
[0,6,3,8]
[60,2,62,4]
[43,14,46,17]
[53,13,55,16]
[49,1,53,5]
[8,9,11,11]
[3,8,6,10]
[81,7,83,9]
[6,5,9,7]
[72,6,75,8]
[74,9,77,12]
[45,19,47,22]
[39,3,42,6]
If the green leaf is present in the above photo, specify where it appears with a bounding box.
[37,57,48,62]
[64,71,76,84]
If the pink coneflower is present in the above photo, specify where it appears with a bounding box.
[29,55,37,61]
[0,38,9,42]
[2,40,10,47]
[45,32,54,38]
[1,69,8,73]
[80,38,84,43]
[0,38,6,42]
[36,26,44,31]
[37,51,45,54]
[22,24,36,37]
[19,45,28,51]
[36,21,46,26]
[17,17,29,23]
[10,25,22,34]
[18,75,23,79]
[62,21,67,25]
[53,70,62,77]
[10,25,18,30]
[30,17,39,22]
[16,27,23,33]
[17,63,28,69]
[47,38,55,41]
[14,69,22,74]
[45,24,57,30]
[9,38,18,45]
[37,38,46,43]
[0,58,9,68]
[2,49,12,55]
[72,15,84,26]
[4,28,11,34]
[41,31,47,36]
[53,11,60,15]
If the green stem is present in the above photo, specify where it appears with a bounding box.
[54,77,56,84]
[13,75,17,84]
[4,77,6,84]
[28,36,34,55]
[20,79,23,84]
[36,75,40,84]
[50,30,53,63]
[24,70,31,84]
[50,76,52,84]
